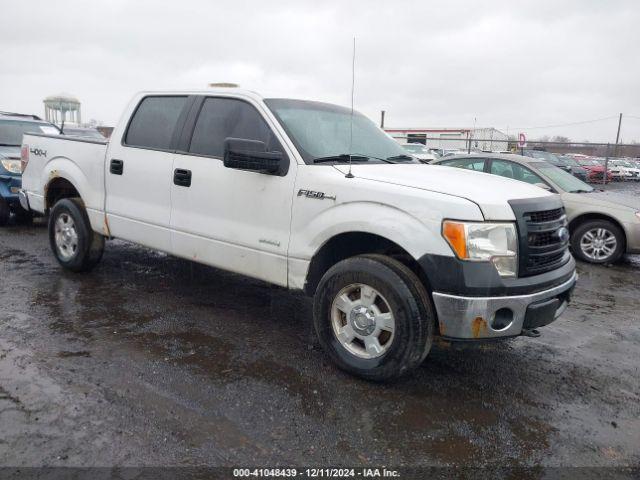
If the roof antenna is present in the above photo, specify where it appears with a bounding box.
[346,37,356,179]
[59,101,65,134]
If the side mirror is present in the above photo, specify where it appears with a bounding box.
[223,138,284,175]
[534,182,552,191]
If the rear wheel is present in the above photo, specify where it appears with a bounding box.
[313,254,434,381]
[571,219,625,264]
[0,198,9,226]
[49,198,104,272]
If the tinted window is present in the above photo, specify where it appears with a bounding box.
[490,159,545,185]
[125,96,187,150]
[441,158,485,171]
[189,98,281,157]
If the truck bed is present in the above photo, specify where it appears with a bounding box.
[21,133,109,233]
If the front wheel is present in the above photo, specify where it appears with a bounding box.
[313,254,434,381]
[571,219,625,264]
[49,198,105,272]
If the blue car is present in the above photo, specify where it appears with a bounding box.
[0,112,59,225]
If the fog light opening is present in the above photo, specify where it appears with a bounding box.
[491,308,514,331]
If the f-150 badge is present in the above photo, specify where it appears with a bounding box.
[297,189,336,200]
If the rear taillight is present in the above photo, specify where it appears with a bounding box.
[20,144,29,173]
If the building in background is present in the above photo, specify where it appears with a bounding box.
[385,127,509,152]
[44,94,81,126]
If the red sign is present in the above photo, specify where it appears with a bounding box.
[518,133,527,148]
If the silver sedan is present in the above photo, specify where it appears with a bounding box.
[432,153,640,264]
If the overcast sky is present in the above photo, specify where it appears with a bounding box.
[1,0,639,142]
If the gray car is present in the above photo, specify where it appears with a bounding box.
[432,153,640,264]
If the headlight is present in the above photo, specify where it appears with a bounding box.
[442,220,518,277]
[1,159,22,174]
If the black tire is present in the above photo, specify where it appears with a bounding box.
[571,219,625,264]
[0,198,9,226]
[313,254,435,381]
[48,198,105,272]
[14,206,33,225]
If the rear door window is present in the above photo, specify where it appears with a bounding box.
[124,96,188,150]
[188,97,282,158]
[490,159,545,185]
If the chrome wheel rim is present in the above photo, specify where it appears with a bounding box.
[54,213,79,261]
[330,283,395,359]
[580,228,617,261]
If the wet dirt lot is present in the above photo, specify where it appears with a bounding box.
[0,186,639,472]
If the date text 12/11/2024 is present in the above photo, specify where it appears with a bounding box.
[232,468,400,478]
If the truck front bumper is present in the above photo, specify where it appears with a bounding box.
[432,271,577,340]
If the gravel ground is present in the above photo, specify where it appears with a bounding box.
[0,181,639,476]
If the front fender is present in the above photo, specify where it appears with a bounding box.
[291,200,454,261]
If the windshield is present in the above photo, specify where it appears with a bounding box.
[536,163,594,192]
[264,99,416,164]
[0,120,59,145]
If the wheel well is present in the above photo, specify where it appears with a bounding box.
[569,213,627,246]
[304,232,432,296]
[45,177,80,212]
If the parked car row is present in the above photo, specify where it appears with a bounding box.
[400,143,640,185]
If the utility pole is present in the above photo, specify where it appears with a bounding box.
[380,110,385,129]
[605,113,623,183]
[604,143,610,186]
[614,113,622,157]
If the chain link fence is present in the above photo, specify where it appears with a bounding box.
[388,133,640,185]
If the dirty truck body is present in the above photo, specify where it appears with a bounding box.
[20,89,577,380]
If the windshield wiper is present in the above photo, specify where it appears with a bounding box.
[313,154,370,164]
[0,143,20,147]
[569,189,592,193]
[351,153,396,164]
[386,154,415,162]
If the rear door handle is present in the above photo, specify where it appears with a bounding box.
[110,159,124,175]
[173,168,192,187]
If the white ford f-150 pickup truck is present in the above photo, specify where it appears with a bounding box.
[20,89,577,380]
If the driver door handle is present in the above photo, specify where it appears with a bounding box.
[173,168,192,187]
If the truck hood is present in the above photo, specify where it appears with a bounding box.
[333,163,554,220]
